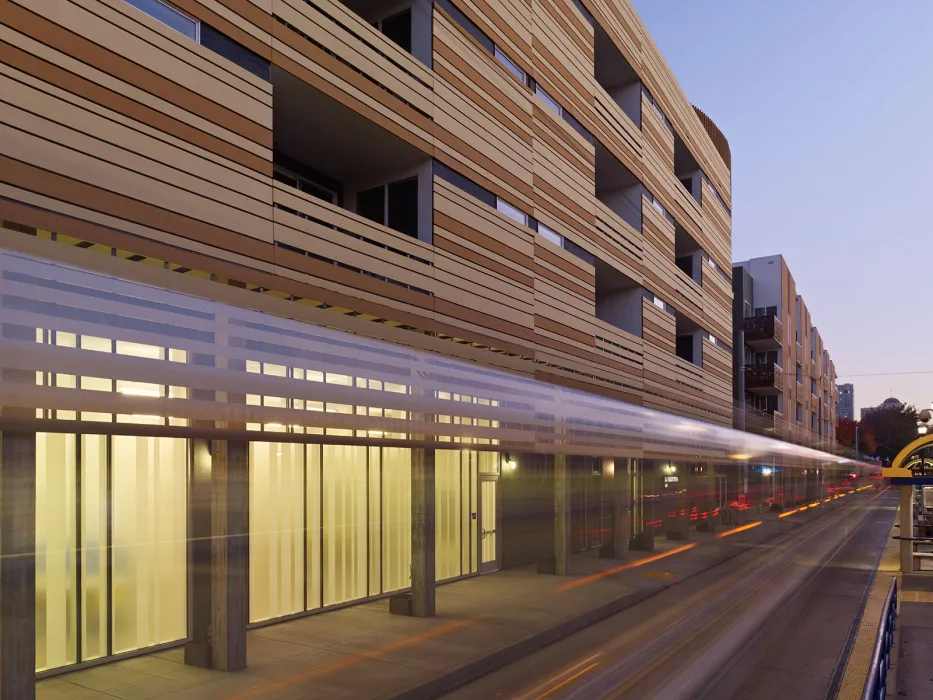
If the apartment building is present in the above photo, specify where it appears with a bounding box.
[733,256,839,449]
[0,0,733,684]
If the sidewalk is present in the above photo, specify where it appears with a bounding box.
[37,501,853,700]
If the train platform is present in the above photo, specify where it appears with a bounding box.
[36,499,856,700]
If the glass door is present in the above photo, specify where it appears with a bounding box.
[479,476,498,573]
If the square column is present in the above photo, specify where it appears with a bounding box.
[0,431,36,700]
[552,454,571,575]
[600,457,630,559]
[185,439,248,671]
[410,447,435,618]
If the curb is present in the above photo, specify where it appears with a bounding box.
[389,496,860,700]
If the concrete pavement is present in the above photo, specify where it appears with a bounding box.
[36,495,866,700]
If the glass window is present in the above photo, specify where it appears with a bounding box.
[357,186,386,225]
[200,24,270,81]
[436,450,464,581]
[110,436,187,655]
[494,46,525,82]
[123,0,198,41]
[796,403,803,422]
[536,222,563,246]
[249,443,305,623]
[322,445,368,606]
[381,448,412,593]
[36,433,78,672]
[496,197,528,225]
[535,85,562,116]
[380,9,412,53]
[387,177,419,238]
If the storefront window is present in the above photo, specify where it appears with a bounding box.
[110,436,187,654]
[250,442,305,623]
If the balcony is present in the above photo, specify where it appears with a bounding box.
[745,363,784,394]
[742,314,783,349]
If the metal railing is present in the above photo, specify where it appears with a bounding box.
[862,577,898,700]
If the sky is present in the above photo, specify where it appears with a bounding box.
[630,0,933,416]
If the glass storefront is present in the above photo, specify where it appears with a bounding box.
[248,443,485,624]
[25,308,499,672]
[35,433,188,672]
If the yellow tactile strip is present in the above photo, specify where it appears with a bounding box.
[836,516,901,700]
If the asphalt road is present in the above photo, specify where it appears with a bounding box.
[442,489,896,700]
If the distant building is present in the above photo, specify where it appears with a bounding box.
[732,255,839,448]
[861,397,903,420]
[837,383,854,421]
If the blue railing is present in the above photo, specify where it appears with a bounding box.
[862,577,898,700]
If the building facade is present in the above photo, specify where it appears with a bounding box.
[733,255,839,449]
[861,397,903,420]
[0,0,738,686]
[837,383,854,421]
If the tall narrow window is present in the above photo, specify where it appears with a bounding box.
[380,8,412,53]
[388,178,418,238]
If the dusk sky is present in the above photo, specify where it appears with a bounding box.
[631,0,933,416]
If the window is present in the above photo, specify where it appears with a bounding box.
[437,0,494,52]
[811,412,817,430]
[434,162,495,207]
[200,24,270,80]
[356,178,419,238]
[536,222,563,247]
[124,0,198,40]
[796,402,803,423]
[535,85,562,116]
[387,178,418,238]
[795,363,802,384]
[811,378,817,396]
[357,186,386,226]
[376,8,412,53]
[494,46,525,82]
[273,168,336,204]
[496,197,528,226]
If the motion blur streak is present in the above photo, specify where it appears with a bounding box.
[554,543,698,593]
[518,654,601,700]
[716,521,762,538]
[531,663,600,700]
[0,247,874,469]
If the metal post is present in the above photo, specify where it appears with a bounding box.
[900,485,913,573]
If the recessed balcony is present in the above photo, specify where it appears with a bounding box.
[745,363,784,394]
[742,314,783,349]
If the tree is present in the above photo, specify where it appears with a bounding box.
[837,417,878,456]
[860,404,919,462]
[837,417,857,448]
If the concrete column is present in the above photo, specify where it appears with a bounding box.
[0,431,36,700]
[185,439,248,671]
[553,453,571,575]
[600,457,629,558]
[410,447,435,618]
[900,485,914,574]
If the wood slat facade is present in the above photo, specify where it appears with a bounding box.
[0,0,733,426]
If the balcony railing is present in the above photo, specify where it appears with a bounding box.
[742,314,783,349]
[745,363,784,394]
